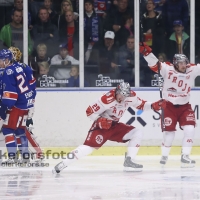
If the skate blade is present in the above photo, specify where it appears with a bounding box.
[160,161,167,165]
[52,168,60,174]
[181,163,195,168]
[124,167,143,172]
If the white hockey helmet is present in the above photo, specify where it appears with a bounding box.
[173,54,189,66]
[115,82,131,97]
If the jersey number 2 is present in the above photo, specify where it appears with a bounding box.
[17,74,29,93]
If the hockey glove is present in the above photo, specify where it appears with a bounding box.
[151,99,166,111]
[28,107,35,119]
[26,118,33,127]
[0,103,8,120]
[96,117,113,130]
[139,42,152,56]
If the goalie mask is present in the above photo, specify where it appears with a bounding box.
[115,82,131,97]
[8,46,22,62]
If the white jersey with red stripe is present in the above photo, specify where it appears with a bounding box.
[144,53,200,105]
[86,89,152,121]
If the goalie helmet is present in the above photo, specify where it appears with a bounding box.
[8,46,22,62]
[173,54,189,66]
[115,82,131,97]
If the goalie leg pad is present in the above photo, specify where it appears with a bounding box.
[25,128,43,159]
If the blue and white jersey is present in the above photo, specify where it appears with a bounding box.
[1,62,34,109]
[0,68,4,99]
[17,62,37,101]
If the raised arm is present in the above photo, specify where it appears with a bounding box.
[139,43,160,73]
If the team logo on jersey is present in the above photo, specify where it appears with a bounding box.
[3,92,10,98]
[6,69,13,75]
[186,113,195,121]
[164,117,172,126]
[167,87,177,92]
[186,75,190,79]
[95,135,103,144]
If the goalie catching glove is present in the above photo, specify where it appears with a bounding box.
[96,117,113,130]
[139,42,152,56]
[151,99,166,111]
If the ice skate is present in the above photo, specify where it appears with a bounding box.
[181,154,195,168]
[52,161,67,174]
[33,157,45,165]
[18,157,30,167]
[123,156,143,172]
[160,156,168,165]
[1,158,18,167]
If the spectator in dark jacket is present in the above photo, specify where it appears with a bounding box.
[142,0,166,56]
[162,0,189,36]
[117,14,134,47]
[59,10,79,60]
[84,0,103,63]
[167,20,190,62]
[31,7,59,57]
[104,0,133,33]
[43,0,58,26]
[57,0,79,31]
[66,66,90,87]
[118,36,151,86]
[6,0,33,29]
[29,43,51,78]
[89,31,118,75]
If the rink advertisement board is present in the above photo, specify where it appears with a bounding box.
[34,89,200,148]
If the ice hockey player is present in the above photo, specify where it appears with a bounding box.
[52,82,166,174]
[140,42,198,167]
[0,49,35,165]
[8,46,43,162]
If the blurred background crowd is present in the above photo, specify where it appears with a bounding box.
[0,0,199,87]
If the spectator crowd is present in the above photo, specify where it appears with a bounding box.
[0,0,198,87]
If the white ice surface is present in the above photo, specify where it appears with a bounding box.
[0,156,200,200]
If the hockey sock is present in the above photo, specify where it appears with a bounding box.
[182,125,195,155]
[161,131,175,156]
[15,129,29,159]
[16,136,22,158]
[123,128,143,160]
[20,135,29,159]
[62,145,94,166]
[4,133,17,159]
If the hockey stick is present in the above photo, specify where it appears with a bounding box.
[157,62,165,131]
[139,0,165,130]
[25,128,43,159]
